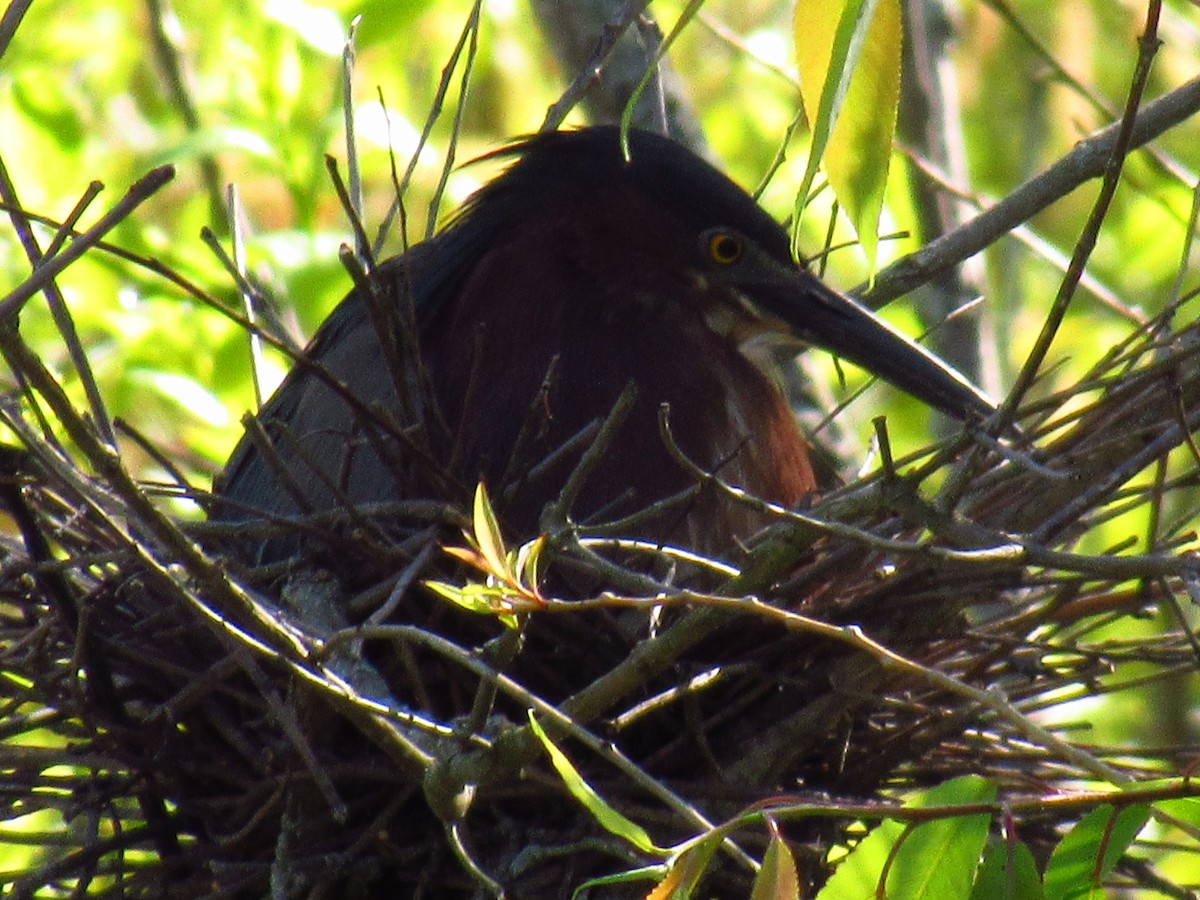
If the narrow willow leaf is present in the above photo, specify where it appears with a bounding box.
[644,857,694,900]
[821,0,900,273]
[1153,795,1200,830]
[793,0,902,274]
[514,535,547,604]
[422,580,519,627]
[443,544,488,570]
[472,483,510,580]
[527,712,662,855]
[792,0,876,255]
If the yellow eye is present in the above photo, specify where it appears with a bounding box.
[707,232,744,265]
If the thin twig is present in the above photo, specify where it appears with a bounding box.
[0,166,176,320]
[861,70,1198,310]
[998,3,1162,432]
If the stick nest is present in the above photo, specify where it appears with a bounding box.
[3,249,1200,898]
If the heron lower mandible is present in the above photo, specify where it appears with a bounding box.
[213,126,993,557]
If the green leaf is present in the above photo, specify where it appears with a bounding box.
[750,829,801,900]
[645,835,724,900]
[970,838,1044,900]
[527,712,663,856]
[572,864,668,899]
[818,775,996,900]
[1042,804,1150,900]
[513,535,547,604]
[793,0,902,273]
[472,483,510,581]
[422,580,518,628]
[1153,795,1200,831]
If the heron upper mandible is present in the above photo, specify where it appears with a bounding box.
[213,126,992,556]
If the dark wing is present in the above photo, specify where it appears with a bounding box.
[211,237,471,530]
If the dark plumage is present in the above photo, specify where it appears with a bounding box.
[213,126,991,555]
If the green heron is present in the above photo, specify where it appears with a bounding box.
[214,126,992,555]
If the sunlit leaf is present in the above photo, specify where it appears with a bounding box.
[422,580,519,627]
[646,833,725,900]
[527,712,662,856]
[1153,795,1200,830]
[793,0,902,273]
[514,535,547,604]
[443,544,488,571]
[818,775,995,900]
[750,828,801,900]
[472,483,511,582]
[264,0,345,55]
[126,369,230,426]
[1042,804,1150,900]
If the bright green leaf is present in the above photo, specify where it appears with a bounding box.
[793,0,902,273]
[1153,796,1200,831]
[11,80,86,149]
[970,838,1044,900]
[126,369,230,426]
[514,535,547,604]
[527,712,662,856]
[1043,804,1150,900]
[422,580,518,627]
[264,0,345,55]
[818,775,996,900]
[147,126,275,166]
[472,483,510,581]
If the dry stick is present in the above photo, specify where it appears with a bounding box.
[0,166,176,319]
[540,382,639,536]
[1034,399,1200,541]
[1001,4,1163,432]
[144,0,224,229]
[936,15,1169,512]
[899,149,1143,323]
[539,0,655,133]
[742,779,1200,830]
[658,404,933,554]
[40,180,103,262]
[373,0,482,252]
[338,623,760,873]
[341,18,364,259]
[0,326,446,777]
[326,158,373,274]
[561,435,1196,743]
[985,0,1191,187]
[558,590,1132,787]
[223,185,267,410]
[426,0,482,242]
[860,69,1199,310]
[0,0,34,62]
[0,159,118,447]
[375,92,448,441]
[194,241,455,498]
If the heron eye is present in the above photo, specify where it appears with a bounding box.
[707,232,744,265]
